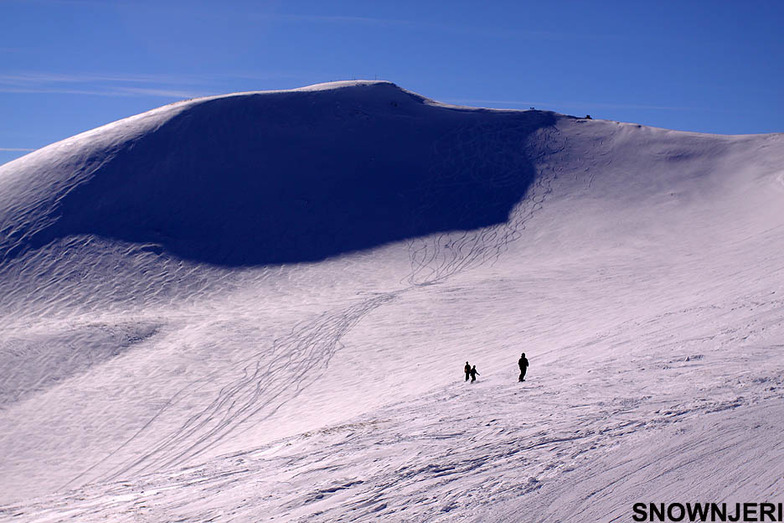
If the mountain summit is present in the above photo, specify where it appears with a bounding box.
[1,81,556,266]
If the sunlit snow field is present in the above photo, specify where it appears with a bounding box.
[1,82,782,521]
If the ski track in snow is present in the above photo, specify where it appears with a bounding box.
[5,304,783,522]
[407,124,564,285]
[96,293,398,484]
[51,117,564,496]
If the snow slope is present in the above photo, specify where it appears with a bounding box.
[0,81,783,522]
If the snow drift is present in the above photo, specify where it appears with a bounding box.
[0,81,783,522]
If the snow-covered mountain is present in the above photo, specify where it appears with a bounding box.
[1,81,782,522]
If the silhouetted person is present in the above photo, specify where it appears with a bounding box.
[470,365,480,383]
[518,352,529,382]
[464,361,471,381]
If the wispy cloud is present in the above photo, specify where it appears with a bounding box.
[0,71,228,86]
[0,86,206,98]
[0,71,304,99]
[0,72,164,85]
[0,72,221,99]
[113,86,207,98]
[0,147,36,152]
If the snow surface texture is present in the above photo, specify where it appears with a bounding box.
[0,81,782,521]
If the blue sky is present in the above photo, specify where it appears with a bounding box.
[1,0,782,165]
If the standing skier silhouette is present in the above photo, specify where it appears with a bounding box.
[470,365,480,383]
[518,353,529,382]
[464,361,471,381]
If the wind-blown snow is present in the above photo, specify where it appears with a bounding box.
[0,81,782,522]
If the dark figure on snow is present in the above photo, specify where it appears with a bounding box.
[470,365,480,383]
[464,361,471,381]
[518,353,529,382]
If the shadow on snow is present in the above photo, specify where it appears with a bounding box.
[20,83,556,267]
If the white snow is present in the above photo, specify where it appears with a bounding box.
[0,81,782,522]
